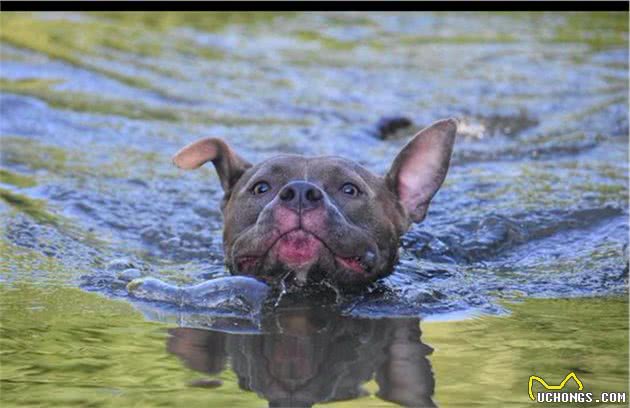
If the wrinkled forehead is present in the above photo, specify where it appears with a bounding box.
[243,154,378,184]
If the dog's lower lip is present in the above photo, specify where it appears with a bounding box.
[235,228,320,267]
[336,255,367,273]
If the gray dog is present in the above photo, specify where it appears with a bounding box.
[173,119,457,289]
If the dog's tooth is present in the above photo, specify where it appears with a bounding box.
[364,251,375,260]
[360,250,377,270]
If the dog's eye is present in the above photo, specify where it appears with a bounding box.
[341,183,360,197]
[251,181,270,195]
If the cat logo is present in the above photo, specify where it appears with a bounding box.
[528,372,584,401]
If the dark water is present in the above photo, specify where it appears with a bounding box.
[1,12,628,407]
[167,308,435,408]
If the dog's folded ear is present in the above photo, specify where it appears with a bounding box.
[172,138,252,192]
[386,118,457,223]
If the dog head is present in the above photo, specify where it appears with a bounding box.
[173,119,456,288]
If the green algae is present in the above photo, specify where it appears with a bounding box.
[0,169,37,188]
[0,282,626,408]
[296,31,359,50]
[2,135,69,167]
[399,33,518,45]
[0,78,310,125]
[0,78,181,121]
[424,297,629,407]
[1,136,80,176]
[0,238,72,280]
[553,12,629,50]
[0,12,290,97]
[0,168,108,250]
[0,189,60,226]
[0,13,159,91]
[94,12,292,33]
[1,135,194,183]
[1,135,163,180]
[0,188,101,249]
[0,282,266,408]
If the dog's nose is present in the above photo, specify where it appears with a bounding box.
[278,181,323,212]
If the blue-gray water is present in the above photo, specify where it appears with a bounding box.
[0,12,628,407]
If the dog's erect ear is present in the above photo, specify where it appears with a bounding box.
[172,138,252,192]
[386,118,457,223]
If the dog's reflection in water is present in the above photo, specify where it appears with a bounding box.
[167,308,435,408]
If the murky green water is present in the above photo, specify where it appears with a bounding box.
[1,12,628,407]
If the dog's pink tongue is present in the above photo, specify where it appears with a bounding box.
[275,230,322,265]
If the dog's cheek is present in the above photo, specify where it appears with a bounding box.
[378,243,401,280]
[340,195,387,228]
[223,194,264,241]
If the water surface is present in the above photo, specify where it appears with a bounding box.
[0,12,628,407]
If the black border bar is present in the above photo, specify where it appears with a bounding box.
[2,2,629,12]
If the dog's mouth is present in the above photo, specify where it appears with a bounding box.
[235,228,375,275]
[272,229,323,266]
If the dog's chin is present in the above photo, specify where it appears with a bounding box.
[232,229,376,285]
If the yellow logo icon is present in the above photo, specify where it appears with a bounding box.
[528,372,584,401]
